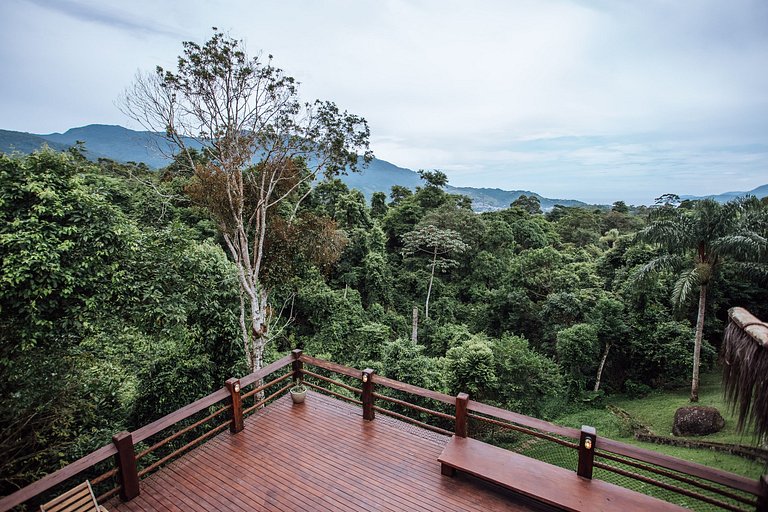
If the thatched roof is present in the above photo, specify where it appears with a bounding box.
[722,307,768,439]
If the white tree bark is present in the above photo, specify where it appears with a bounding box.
[594,343,611,392]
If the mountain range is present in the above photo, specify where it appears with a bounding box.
[1,124,765,211]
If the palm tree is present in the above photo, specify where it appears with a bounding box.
[636,198,766,402]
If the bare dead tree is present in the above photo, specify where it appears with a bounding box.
[120,30,371,372]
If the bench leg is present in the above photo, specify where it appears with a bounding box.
[441,463,456,477]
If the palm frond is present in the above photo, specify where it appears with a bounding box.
[671,267,700,307]
[633,254,684,282]
[712,232,768,260]
[729,262,768,285]
[636,219,687,249]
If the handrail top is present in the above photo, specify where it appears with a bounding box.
[134,353,294,443]
[0,444,117,511]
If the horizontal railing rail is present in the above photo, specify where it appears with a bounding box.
[3,349,766,512]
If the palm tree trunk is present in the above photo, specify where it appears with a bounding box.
[594,342,612,392]
[690,285,707,402]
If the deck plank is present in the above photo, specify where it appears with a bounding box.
[108,392,542,511]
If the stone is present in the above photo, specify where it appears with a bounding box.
[672,406,725,436]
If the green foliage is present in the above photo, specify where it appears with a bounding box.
[0,150,129,352]
[370,191,388,218]
[381,338,443,391]
[131,341,215,425]
[510,194,542,214]
[492,335,565,418]
[635,197,767,400]
[0,151,242,492]
[445,335,498,401]
[556,323,599,392]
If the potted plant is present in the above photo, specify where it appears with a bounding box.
[290,383,307,404]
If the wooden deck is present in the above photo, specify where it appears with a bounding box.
[107,391,543,511]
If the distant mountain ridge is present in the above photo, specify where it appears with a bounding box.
[0,124,590,211]
[2,124,765,210]
[680,185,768,203]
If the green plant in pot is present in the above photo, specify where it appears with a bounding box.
[290,383,307,404]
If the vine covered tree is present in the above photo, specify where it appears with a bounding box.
[402,224,469,319]
[636,198,767,401]
[121,30,371,372]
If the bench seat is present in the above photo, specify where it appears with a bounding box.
[438,436,686,512]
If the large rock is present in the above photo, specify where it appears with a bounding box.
[672,406,725,436]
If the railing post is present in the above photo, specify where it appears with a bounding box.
[292,349,303,383]
[225,378,244,434]
[112,431,139,501]
[455,392,469,438]
[577,425,596,479]
[362,368,375,421]
[757,474,768,512]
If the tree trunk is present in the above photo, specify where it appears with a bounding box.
[594,342,611,392]
[411,306,419,343]
[690,285,707,402]
[426,250,437,319]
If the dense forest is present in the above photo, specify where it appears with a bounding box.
[2,145,767,494]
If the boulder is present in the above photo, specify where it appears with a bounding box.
[672,406,725,436]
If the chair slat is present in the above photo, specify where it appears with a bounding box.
[40,481,105,512]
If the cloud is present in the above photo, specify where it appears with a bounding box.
[0,0,766,204]
[23,0,181,38]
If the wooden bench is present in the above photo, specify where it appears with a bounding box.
[438,436,686,512]
[39,481,108,512]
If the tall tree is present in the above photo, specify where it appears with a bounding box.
[402,225,468,319]
[587,295,628,392]
[511,194,542,215]
[121,30,370,372]
[636,198,767,401]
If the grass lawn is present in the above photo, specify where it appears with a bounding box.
[554,370,765,479]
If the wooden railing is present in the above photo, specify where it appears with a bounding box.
[296,352,767,512]
[2,350,766,512]
[0,353,296,511]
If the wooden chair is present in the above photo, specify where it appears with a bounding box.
[39,481,108,512]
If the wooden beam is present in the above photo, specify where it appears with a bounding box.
[225,378,244,434]
[455,393,469,438]
[362,369,376,421]
[113,431,140,501]
[577,425,596,480]
[292,349,303,383]
[757,474,768,512]
[729,307,768,347]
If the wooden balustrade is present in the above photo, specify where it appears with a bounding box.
[298,355,765,511]
[455,393,469,438]
[0,354,296,511]
[3,350,766,512]
[577,426,596,479]
[226,378,244,434]
[291,349,303,383]
[362,368,376,421]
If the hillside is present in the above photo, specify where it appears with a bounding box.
[0,124,597,211]
[0,129,69,154]
[5,124,764,210]
[681,184,768,203]
[40,124,177,167]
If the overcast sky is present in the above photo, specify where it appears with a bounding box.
[1,0,766,204]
